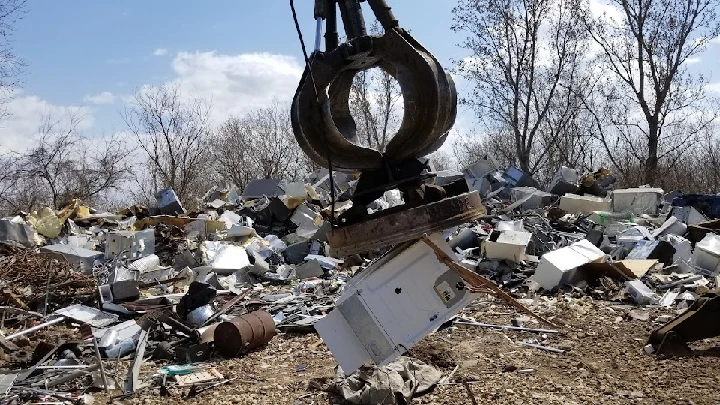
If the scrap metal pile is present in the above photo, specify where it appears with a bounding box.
[0,160,718,403]
[0,0,719,402]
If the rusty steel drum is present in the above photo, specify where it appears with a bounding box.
[213,310,276,358]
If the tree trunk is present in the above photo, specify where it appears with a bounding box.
[644,120,659,185]
[518,146,531,173]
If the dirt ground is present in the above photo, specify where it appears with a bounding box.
[85,296,720,405]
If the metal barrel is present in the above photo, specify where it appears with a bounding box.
[213,310,276,357]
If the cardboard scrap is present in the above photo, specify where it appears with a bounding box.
[583,260,658,280]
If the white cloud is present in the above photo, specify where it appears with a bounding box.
[589,0,623,22]
[153,48,168,56]
[711,37,720,44]
[166,51,304,122]
[83,91,116,105]
[0,92,94,153]
[705,82,720,94]
[685,57,702,65]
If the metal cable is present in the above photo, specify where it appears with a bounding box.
[290,0,338,227]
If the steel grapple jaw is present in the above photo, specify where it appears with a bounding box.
[291,0,457,171]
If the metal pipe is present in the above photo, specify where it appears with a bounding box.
[455,320,558,334]
[35,365,91,370]
[324,0,338,51]
[314,0,325,18]
[338,0,367,40]
[367,0,398,29]
[659,275,703,289]
[314,18,323,52]
[6,316,65,340]
[518,342,565,353]
[43,262,53,316]
[93,336,109,393]
[35,363,101,388]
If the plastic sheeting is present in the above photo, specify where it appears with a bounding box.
[332,357,442,405]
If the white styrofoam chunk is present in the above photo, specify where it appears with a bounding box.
[611,188,664,215]
[200,241,251,274]
[219,211,242,228]
[692,234,720,273]
[559,194,611,214]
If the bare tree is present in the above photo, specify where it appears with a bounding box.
[211,101,313,189]
[452,131,502,170]
[347,24,403,152]
[669,126,720,193]
[584,0,720,185]
[453,0,589,175]
[0,112,133,213]
[349,68,402,151]
[0,152,24,212]
[0,0,26,117]
[427,150,454,171]
[123,83,213,204]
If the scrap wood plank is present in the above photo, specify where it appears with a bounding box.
[175,368,224,386]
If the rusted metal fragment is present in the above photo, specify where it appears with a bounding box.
[327,191,486,256]
[647,294,720,356]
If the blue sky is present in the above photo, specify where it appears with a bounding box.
[1,0,466,146]
[2,0,719,152]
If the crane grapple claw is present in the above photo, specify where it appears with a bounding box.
[291,26,457,170]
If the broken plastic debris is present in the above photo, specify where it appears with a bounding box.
[559,194,611,214]
[611,188,664,215]
[692,233,720,273]
[625,280,659,305]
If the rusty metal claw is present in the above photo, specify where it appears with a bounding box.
[291,1,457,171]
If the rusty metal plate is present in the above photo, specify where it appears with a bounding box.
[327,191,486,256]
